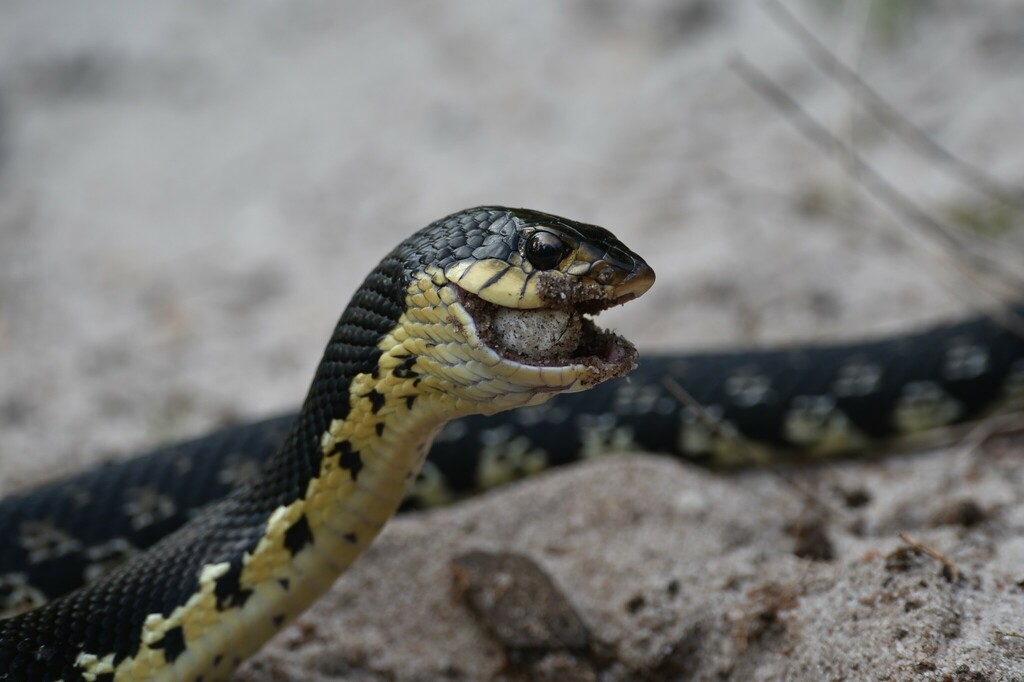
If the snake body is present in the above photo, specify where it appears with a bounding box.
[3,298,1023,631]
[2,208,1023,681]
[0,207,654,681]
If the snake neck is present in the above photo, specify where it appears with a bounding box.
[78,341,463,681]
[213,383,447,652]
[63,261,447,681]
[148,293,467,681]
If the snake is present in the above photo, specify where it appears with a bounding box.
[0,206,656,681]
[2,210,1023,680]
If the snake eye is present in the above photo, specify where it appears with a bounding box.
[525,231,571,270]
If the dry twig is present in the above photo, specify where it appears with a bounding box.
[763,0,1024,211]
[898,532,961,583]
[662,376,852,524]
[729,54,1024,337]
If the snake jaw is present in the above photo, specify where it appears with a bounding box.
[449,275,644,391]
[441,247,654,396]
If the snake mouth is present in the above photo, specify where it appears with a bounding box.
[454,286,641,384]
[447,257,654,388]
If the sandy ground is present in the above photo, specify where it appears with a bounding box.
[1,1,1024,680]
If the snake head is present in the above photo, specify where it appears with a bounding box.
[389,207,654,415]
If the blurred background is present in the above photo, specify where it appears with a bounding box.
[1,0,1023,491]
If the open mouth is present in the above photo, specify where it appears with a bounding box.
[455,286,639,380]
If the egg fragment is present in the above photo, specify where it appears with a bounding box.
[491,307,583,360]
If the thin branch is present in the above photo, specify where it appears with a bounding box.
[952,412,1024,462]
[662,377,853,524]
[763,0,1024,210]
[898,532,961,583]
[729,54,1024,338]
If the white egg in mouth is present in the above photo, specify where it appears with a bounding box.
[454,285,637,378]
[490,306,583,360]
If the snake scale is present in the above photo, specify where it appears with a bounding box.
[1,208,1023,681]
[0,207,656,681]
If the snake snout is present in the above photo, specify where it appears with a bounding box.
[603,258,655,305]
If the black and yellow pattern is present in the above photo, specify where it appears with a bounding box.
[0,207,654,681]
[2,303,1023,629]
